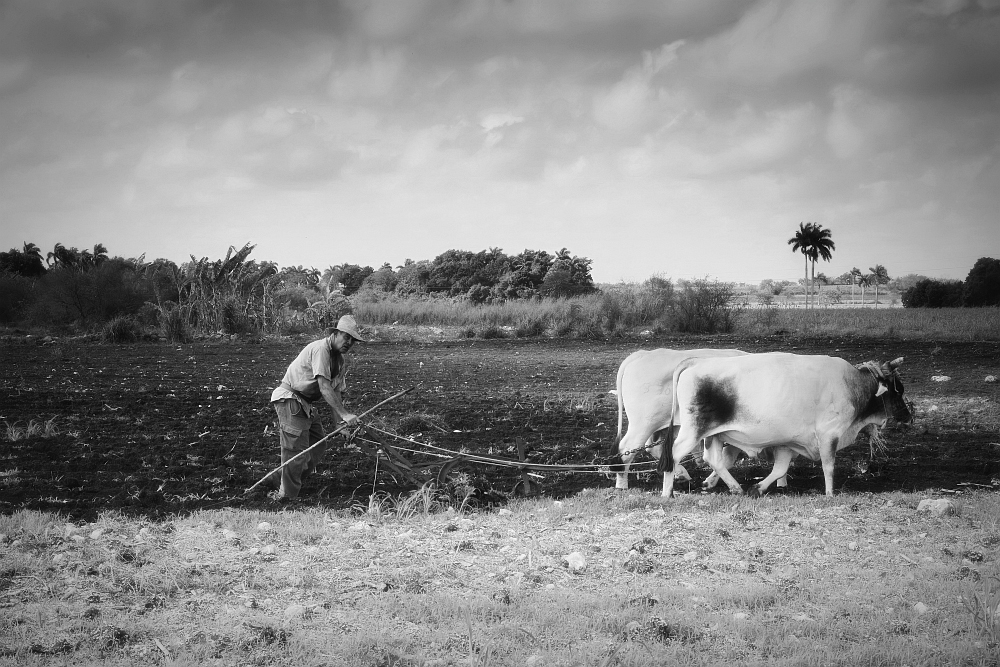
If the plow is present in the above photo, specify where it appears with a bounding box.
[246,385,660,499]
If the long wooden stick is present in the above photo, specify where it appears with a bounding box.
[244,386,416,494]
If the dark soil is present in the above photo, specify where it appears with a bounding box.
[1,334,998,520]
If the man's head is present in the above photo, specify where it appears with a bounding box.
[330,315,365,353]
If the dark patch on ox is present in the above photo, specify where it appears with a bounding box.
[886,375,912,423]
[660,377,738,475]
[849,367,912,425]
[848,370,884,423]
[692,377,738,436]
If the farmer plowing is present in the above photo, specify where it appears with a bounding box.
[258,315,366,501]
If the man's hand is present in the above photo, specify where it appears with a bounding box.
[318,377,357,427]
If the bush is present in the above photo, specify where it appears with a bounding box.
[304,293,352,330]
[0,273,36,324]
[963,257,1000,307]
[102,315,144,343]
[158,302,192,343]
[514,319,547,338]
[902,278,964,308]
[479,325,506,339]
[672,278,742,333]
[32,260,151,326]
[221,298,255,336]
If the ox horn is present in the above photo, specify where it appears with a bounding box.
[887,357,904,370]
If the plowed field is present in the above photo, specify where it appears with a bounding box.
[2,334,998,520]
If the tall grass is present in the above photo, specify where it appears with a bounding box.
[355,289,999,341]
[737,306,1000,340]
[354,284,675,338]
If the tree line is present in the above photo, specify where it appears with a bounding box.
[0,242,597,337]
[784,222,998,309]
[2,239,995,341]
[896,258,1000,308]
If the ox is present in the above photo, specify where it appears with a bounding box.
[660,353,911,498]
[611,348,770,490]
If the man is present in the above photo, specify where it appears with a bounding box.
[263,315,365,500]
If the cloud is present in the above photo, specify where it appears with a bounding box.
[682,0,880,90]
[327,48,407,101]
[824,86,900,160]
[592,41,684,133]
[480,111,525,149]
[1,0,998,284]
[0,58,29,92]
[480,112,524,133]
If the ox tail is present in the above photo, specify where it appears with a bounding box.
[658,357,697,475]
[657,414,676,475]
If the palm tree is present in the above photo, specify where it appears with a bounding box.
[22,242,42,261]
[869,265,890,308]
[850,267,862,304]
[788,222,814,309]
[788,222,836,309]
[46,243,80,269]
[806,225,835,308]
[858,273,871,305]
[92,243,109,266]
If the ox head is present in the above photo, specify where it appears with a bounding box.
[877,357,911,424]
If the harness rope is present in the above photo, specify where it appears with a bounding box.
[360,424,685,473]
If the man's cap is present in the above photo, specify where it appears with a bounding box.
[336,314,366,342]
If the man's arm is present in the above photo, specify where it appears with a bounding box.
[317,376,358,427]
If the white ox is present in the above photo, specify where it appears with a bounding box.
[612,348,762,490]
[661,353,911,497]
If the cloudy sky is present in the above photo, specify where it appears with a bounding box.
[1,0,998,284]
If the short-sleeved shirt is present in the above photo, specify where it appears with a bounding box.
[270,338,347,408]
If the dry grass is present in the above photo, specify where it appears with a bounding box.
[355,293,999,342]
[2,491,999,665]
[738,306,1000,341]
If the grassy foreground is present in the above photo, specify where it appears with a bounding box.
[2,489,999,666]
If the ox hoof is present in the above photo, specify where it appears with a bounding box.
[747,485,765,498]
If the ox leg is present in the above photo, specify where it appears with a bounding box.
[749,447,795,497]
[700,438,744,494]
[820,438,838,496]
[664,431,718,498]
[650,436,691,485]
[702,443,740,490]
[616,426,661,491]
[615,449,635,490]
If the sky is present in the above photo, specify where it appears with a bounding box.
[1,0,999,285]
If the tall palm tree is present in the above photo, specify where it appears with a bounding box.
[858,273,871,305]
[22,242,42,261]
[850,267,862,304]
[46,243,79,269]
[788,222,815,309]
[806,225,835,309]
[92,243,109,266]
[869,265,889,308]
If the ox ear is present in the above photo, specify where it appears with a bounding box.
[875,383,887,397]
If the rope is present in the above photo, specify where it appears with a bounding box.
[361,424,664,474]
